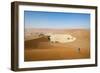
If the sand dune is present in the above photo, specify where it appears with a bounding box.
[24,29,90,61]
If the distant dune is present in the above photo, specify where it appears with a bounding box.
[25,28,89,40]
[25,28,89,34]
[24,28,90,61]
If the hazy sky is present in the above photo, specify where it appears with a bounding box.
[24,11,90,29]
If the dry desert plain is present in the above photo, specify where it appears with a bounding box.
[24,28,90,61]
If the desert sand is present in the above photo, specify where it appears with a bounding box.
[24,28,90,61]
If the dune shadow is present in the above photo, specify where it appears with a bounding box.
[25,36,49,49]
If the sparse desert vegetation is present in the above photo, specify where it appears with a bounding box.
[24,28,90,61]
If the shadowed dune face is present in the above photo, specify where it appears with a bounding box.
[25,36,50,49]
[24,29,90,61]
